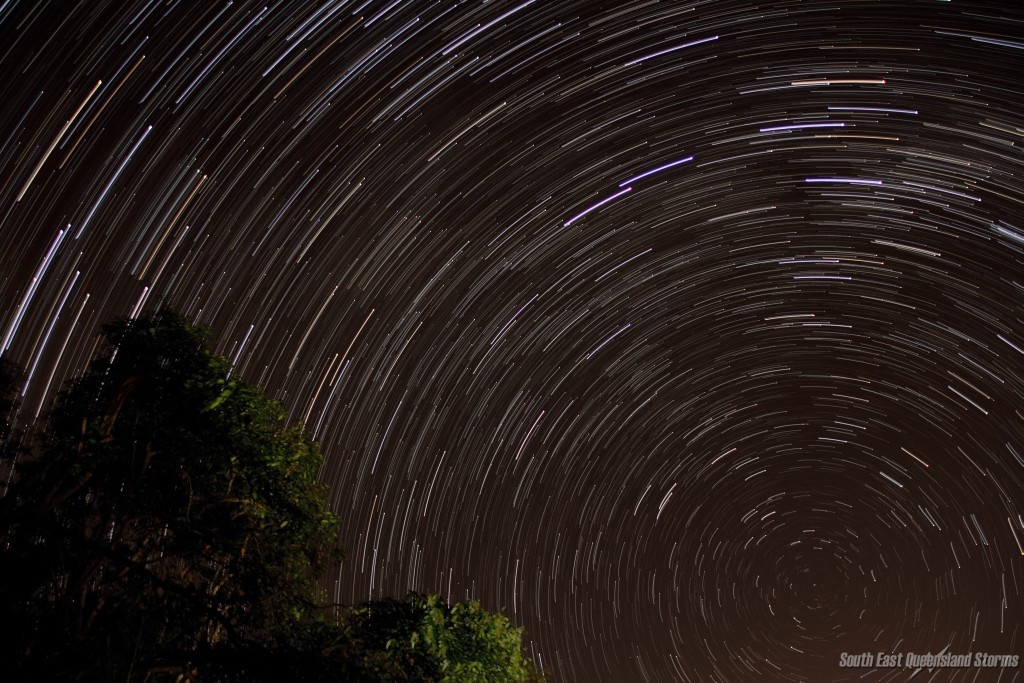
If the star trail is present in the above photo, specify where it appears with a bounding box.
[2,1,1024,680]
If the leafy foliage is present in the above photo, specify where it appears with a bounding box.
[0,309,340,681]
[344,592,541,682]
[0,308,541,682]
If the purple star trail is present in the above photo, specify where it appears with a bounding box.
[2,1,1024,680]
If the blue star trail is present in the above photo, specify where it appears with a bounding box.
[2,2,1024,680]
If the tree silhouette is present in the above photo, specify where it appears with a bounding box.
[343,592,543,682]
[0,308,540,682]
[0,309,341,681]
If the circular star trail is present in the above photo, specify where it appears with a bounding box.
[2,1,1024,680]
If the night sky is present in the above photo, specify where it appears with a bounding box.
[2,1,1024,680]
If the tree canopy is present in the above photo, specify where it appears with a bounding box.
[0,308,539,682]
[344,592,539,682]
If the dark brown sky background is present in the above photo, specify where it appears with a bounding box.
[2,1,1023,680]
